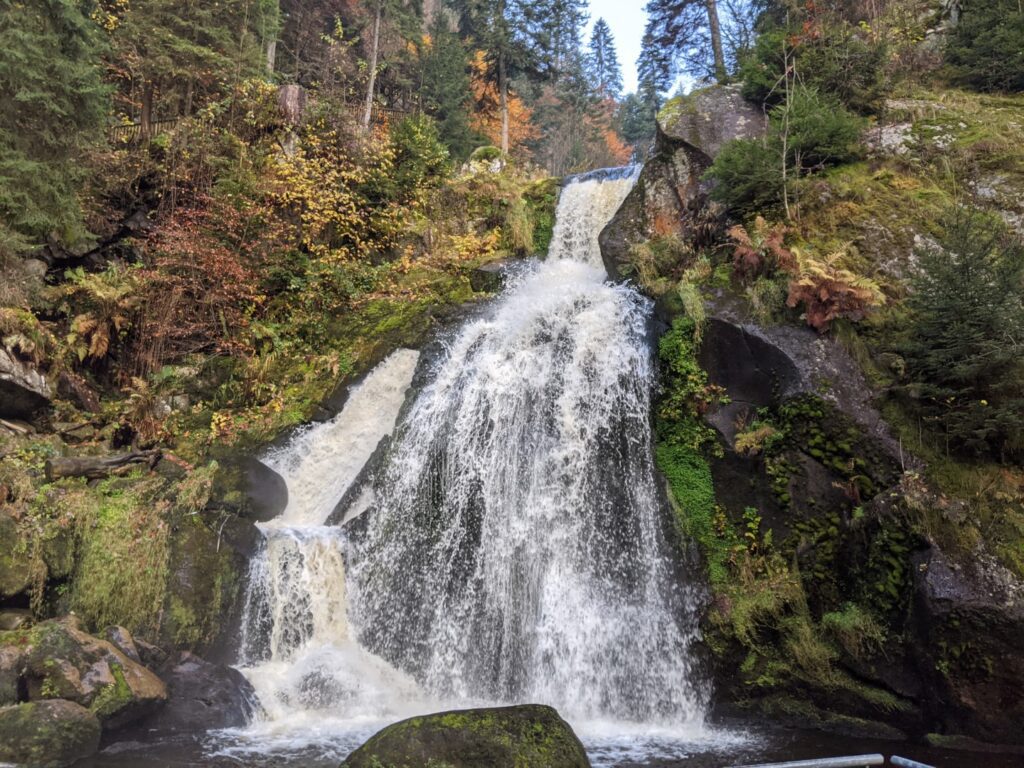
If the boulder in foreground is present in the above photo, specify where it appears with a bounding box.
[0,699,101,768]
[341,704,591,768]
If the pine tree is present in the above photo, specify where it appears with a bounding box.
[447,0,534,154]
[902,209,1024,462]
[100,0,279,131]
[0,0,109,254]
[420,20,479,158]
[587,18,623,98]
[519,0,589,81]
[642,0,727,84]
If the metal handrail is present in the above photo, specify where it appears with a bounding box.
[727,756,885,768]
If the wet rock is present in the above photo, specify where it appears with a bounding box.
[912,546,1024,745]
[470,258,515,293]
[131,652,256,736]
[0,699,102,768]
[0,348,51,420]
[341,704,591,768]
[103,626,141,664]
[0,618,166,729]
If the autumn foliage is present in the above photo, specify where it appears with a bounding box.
[469,52,539,156]
[786,250,885,332]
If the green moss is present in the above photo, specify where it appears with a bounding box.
[89,663,133,722]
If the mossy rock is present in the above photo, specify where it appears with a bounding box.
[469,146,502,163]
[0,700,101,768]
[0,509,33,599]
[341,704,591,768]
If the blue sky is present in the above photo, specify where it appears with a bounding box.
[585,0,648,94]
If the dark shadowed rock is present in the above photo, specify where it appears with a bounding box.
[470,258,515,293]
[0,348,51,420]
[0,699,102,768]
[132,652,256,736]
[341,704,591,768]
[242,456,288,521]
[912,545,1024,745]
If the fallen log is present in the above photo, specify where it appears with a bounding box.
[45,449,161,482]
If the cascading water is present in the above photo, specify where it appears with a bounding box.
[225,167,716,765]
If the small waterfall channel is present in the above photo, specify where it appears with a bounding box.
[224,167,716,764]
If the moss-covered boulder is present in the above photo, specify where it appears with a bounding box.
[341,705,591,768]
[0,508,34,600]
[0,617,166,729]
[599,85,766,287]
[0,699,101,768]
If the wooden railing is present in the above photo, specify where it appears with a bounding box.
[109,118,181,144]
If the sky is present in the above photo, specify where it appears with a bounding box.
[586,0,648,94]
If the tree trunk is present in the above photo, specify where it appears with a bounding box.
[184,78,194,117]
[361,3,383,130]
[705,0,727,84]
[498,50,510,155]
[140,81,155,139]
[45,450,162,482]
[266,38,277,74]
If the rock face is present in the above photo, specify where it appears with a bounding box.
[132,652,256,736]
[0,347,51,420]
[659,84,768,159]
[912,546,1024,744]
[0,699,102,768]
[0,618,167,730]
[341,704,591,768]
[599,84,766,282]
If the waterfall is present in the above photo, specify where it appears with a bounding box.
[229,167,709,762]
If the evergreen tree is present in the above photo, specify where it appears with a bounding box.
[101,0,279,131]
[420,20,479,158]
[361,0,423,130]
[618,92,657,152]
[902,209,1024,462]
[587,18,623,98]
[520,0,589,81]
[0,0,109,254]
[642,0,727,84]
[447,0,534,154]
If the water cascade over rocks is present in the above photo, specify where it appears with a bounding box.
[231,167,709,760]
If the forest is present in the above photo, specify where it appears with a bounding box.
[1,0,1024,767]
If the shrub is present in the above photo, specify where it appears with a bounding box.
[946,0,1024,93]
[707,87,864,215]
[901,208,1024,462]
[470,145,502,163]
[740,20,889,114]
[390,114,451,200]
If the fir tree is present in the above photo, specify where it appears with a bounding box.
[642,0,727,84]
[421,20,479,158]
[447,0,534,154]
[0,0,109,254]
[902,209,1024,462]
[361,0,424,130]
[101,0,279,130]
[588,18,623,98]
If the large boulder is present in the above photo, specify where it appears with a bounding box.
[0,699,102,768]
[911,545,1024,745]
[0,618,166,730]
[599,84,766,283]
[0,348,51,420]
[341,704,591,768]
[659,84,768,159]
[131,652,256,736]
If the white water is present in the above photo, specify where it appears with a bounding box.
[223,167,725,766]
